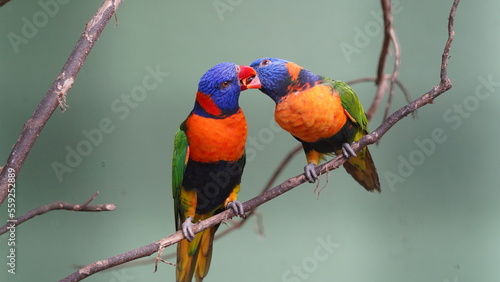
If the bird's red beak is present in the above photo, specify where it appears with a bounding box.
[238,65,261,91]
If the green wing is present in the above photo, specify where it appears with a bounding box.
[323,77,368,131]
[172,121,189,230]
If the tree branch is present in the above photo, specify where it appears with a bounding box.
[118,143,302,268]
[0,0,123,206]
[346,75,412,108]
[149,69,415,264]
[332,0,458,168]
[367,0,405,123]
[367,0,393,120]
[214,143,302,240]
[0,191,115,235]
[61,145,304,280]
[60,0,459,280]
[383,21,402,121]
[0,0,11,8]
[375,0,392,87]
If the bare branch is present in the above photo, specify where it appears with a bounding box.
[375,0,392,87]
[442,0,458,84]
[347,76,415,120]
[0,0,123,205]
[383,23,402,121]
[258,144,303,195]
[60,1,459,280]
[79,191,101,208]
[155,143,302,264]
[60,243,160,282]
[0,0,11,8]
[367,0,393,120]
[213,145,303,239]
[0,191,115,235]
[327,0,458,168]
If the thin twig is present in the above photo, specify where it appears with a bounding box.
[0,0,11,7]
[78,191,101,209]
[442,0,458,84]
[346,75,405,95]
[60,1,459,280]
[319,0,458,177]
[375,0,392,87]
[347,76,408,99]
[78,144,302,270]
[61,242,160,282]
[0,191,115,235]
[0,0,123,206]
[368,0,393,120]
[260,144,303,194]
[347,76,415,118]
[383,24,402,121]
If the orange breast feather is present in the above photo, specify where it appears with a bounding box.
[186,109,247,163]
[274,85,347,143]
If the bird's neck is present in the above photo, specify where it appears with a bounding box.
[193,91,239,118]
[269,69,322,104]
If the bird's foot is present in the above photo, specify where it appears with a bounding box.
[341,142,357,158]
[181,217,195,242]
[226,201,246,219]
[304,163,318,183]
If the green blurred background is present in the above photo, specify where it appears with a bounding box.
[1,0,499,281]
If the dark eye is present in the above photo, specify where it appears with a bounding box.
[220,81,231,88]
[260,59,270,67]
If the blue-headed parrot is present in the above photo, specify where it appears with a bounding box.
[249,57,380,192]
[172,62,261,281]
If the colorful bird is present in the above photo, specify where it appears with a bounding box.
[172,62,261,282]
[249,57,380,192]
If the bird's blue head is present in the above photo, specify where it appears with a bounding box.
[250,57,321,103]
[195,62,260,117]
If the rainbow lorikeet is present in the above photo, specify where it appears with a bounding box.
[172,62,261,281]
[249,58,380,192]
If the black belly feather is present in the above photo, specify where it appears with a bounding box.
[182,158,245,214]
[296,119,358,154]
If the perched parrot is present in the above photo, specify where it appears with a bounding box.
[249,57,380,192]
[172,62,261,282]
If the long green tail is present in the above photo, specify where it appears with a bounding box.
[176,224,219,282]
[342,146,380,192]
